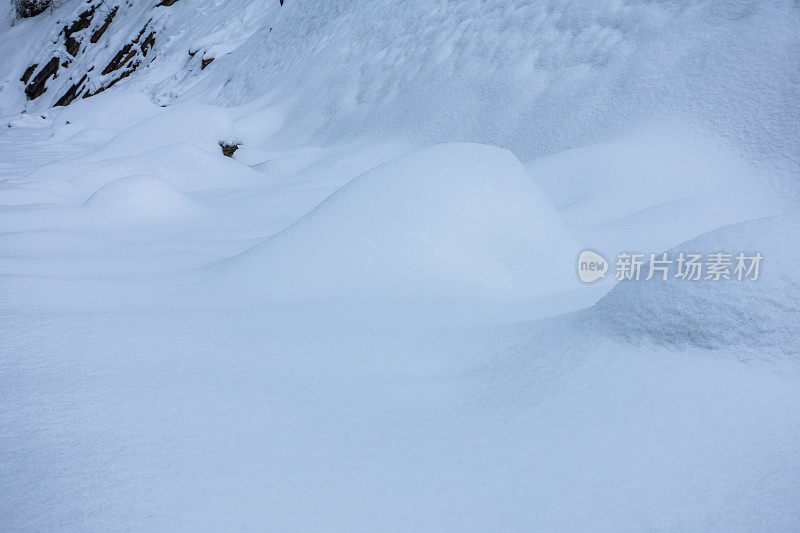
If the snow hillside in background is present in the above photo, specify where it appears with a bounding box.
[1,0,799,530]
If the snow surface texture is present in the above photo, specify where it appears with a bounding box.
[591,215,800,353]
[226,143,582,301]
[1,0,799,530]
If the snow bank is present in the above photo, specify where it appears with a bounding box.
[226,143,583,301]
[523,129,779,260]
[525,131,768,225]
[68,143,267,197]
[589,215,800,352]
[89,104,236,160]
[50,92,161,142]
[83,174,202,221]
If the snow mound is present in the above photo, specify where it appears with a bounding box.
[590,215,800,352]
[6,112,52,129]
[525,131,766,225]
[69,143,268,196]
[226,143,583,301]
[83,175,201,221]
[89,105,236,160]
[50,92,161,142]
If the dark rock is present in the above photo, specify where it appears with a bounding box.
[102,20,151,74]
[54,74,87,106]
[90,6,118,43]
[15,0,51,18]
[219,142,240,158]
[64,6,96,38]
[65,35,80,56]
[140,32,156,56]
[63,5,96,57]
[102,42,135,74]
[20,64,38,84]
[24,57,59,100]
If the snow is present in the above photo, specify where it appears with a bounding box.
[226,143,583,302]
[524,128,782,261]
[83,174,203,222]
[67,144,268,196]
[591,214,800,353]
[1,0,799,530]
[51,92,162,139]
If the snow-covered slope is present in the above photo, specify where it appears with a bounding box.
[3,0,799,166]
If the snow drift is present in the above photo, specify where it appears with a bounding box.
[590,215,800,353]
[83,174,202,222]
[226,143,583,301]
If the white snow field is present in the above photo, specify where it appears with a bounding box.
[1,0,799,530]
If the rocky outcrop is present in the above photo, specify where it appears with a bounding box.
[19,1,177,107]
[24,57,59,100]
[14,0,51,18]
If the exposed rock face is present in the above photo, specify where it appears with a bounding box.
[14,0,51,18]
[63,5,96,56]
[91,7,118,43]
[20,64,38,84]
[54,74,88,107]
[24,57,59,100]
[19,1,177,107]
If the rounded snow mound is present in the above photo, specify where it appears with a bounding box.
[70,143,267,196]
[590,215,800,352]
[90,105,236,160]
[84,175,202,221]
[226,143,583,301]
[51,92,161,142]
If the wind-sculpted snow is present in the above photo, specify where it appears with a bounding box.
[590,215,800,353]
[525,132,768,226]
[201,0,800,168]
[226,143,583,301]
